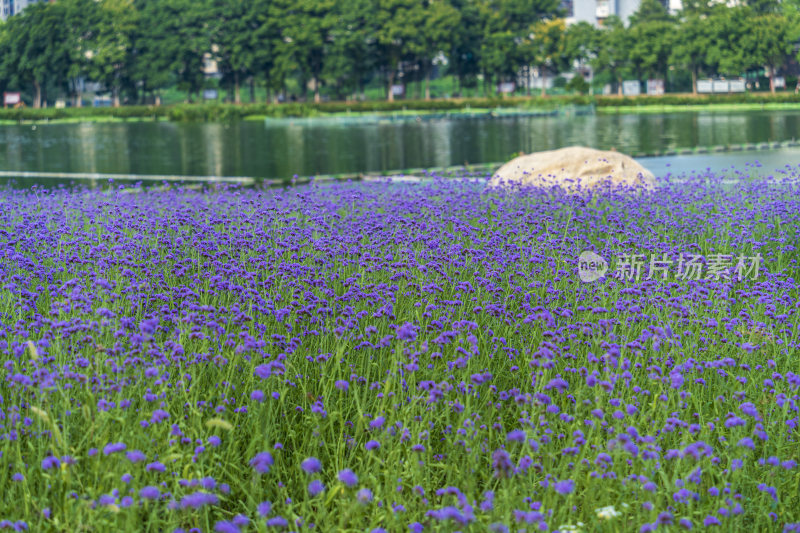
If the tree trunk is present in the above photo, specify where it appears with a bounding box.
[249,77,255,103]
[768,66,775,93]
[617,75,623,96]
[299,76,306,101]
[33,80,42,109]
[425,67,431,100]
[234,72,241,104]
[314,75,320,103]
[540,68,547,98]
[526,66,531,96]
[691,68,697,96]
[387,69,395,102]
[113,86,120,107]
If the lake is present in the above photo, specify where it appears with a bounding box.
[1,109,800,185]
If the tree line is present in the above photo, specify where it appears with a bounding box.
[1,0,798,108]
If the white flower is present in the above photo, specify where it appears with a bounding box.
[595,505,621,520]
[558,523,585,532]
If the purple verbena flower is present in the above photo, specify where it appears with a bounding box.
[301,456,322,474]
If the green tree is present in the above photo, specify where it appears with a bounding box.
[271,0,337,103]
[0,2,71,107]
[565,73,589,94]
[670,13,713,94]
[591,15,630,95]
[744,13,793,92]
[415,0,460,100]
[62,0,102,107]
[249,0,282,102]
[479,16,520,94]
[375,0,427,101]
[132,0,211,102]
[525,18,570,97]
[628,0,673,26]
[86,0,138,106]
[496,0,562,28]
[564,21,597,67]
[324,0,377,101]
[128,0,169,102]
[265,0,302,101]
[562,22,597,94]
[627,0,675,88]
[781,0,800,20]
[679,0,717,15]
[747,0,781,14]
[447,0,483,95]
[210,0,259,103]
[781,0,800,90]
[628,20,676,84]
[706,6,755,77]
[478,0,562,96]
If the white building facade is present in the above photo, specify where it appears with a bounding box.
[565,0,682,26]
[1,0,45,21]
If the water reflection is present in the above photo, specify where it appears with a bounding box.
[0,110,798,182]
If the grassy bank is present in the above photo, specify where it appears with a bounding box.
[3,93,800,123]
[598,102,800,114]
[0,97,582,124]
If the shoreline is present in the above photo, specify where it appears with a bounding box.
[2,94,800,124]
[2,141,798,187]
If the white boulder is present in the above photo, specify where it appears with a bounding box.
[488,146,656,192]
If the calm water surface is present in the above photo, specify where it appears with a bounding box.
[1,110,800,182]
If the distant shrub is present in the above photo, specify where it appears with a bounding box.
[0,92,795,122]
[595,93,800,107]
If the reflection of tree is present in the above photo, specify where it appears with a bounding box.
[76,123,99,174]
[202,123,225,176]
[0,127,25,174]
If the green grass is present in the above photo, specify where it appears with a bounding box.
[598,102,800,114]
[2,90,800,123]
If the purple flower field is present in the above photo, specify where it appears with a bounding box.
[0,168,799,532]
